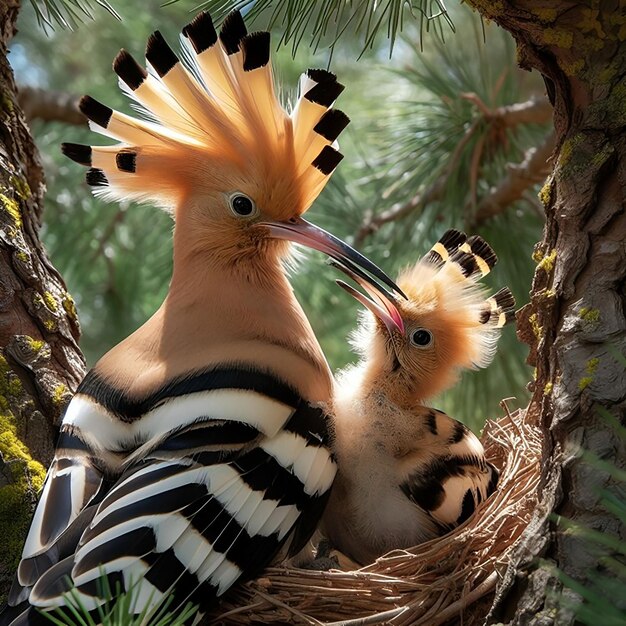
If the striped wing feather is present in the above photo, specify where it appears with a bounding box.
[8,368,335,624]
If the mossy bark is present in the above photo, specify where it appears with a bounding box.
[463,2,626,624]
[0,0,85,600]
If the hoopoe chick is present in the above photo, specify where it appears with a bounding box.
[3,10,401,626]
[321,230,515,566]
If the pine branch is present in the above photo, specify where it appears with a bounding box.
[460,93,553,127]
[472,131,555,226]
[354,94,552,246]
[18,85,85,125]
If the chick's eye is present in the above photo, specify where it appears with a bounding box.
[229,193,257,217]
[411,328,433,347]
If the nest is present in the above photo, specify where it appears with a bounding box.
[215,408,541,625]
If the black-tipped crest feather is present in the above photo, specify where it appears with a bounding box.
[182,11,218,54]
[86,168,108,187]
[313,109,350,141]
[440,229,467,252]
[466,235,497,270]
[306,68,336,84]
[304,81,345,107]
[79,95,112,128]
[219,10,247,55]
[312,146,343,175]
[113,50,147,91]
[116,151,137,173]
[452,251,479,277]
[145,31,179,78]
[242,32,271,71]
[422,229,466,266]
[61,143,92,166]
[493,287,515,311]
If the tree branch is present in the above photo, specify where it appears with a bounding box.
[460,93,553,127]
[353,94,553,246]
[17,85,85,125]
[472,131,555,226]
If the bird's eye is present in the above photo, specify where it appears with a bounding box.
[228,193,257,218]
[410,328,433,347]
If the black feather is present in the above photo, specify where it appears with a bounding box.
[182,10,218,54]
[466,235,497,270]
[313,109,350,141]
[85,168,108,187]
[306,68,337,84]
[312,145,343,175]
[439,228,466,253]
[116,150,136,173]
[493,286,515,311]
[61,143,92,166]
[304,80,344,107]
[146,30,179,78]
[113,49,147,91]
[457,489,476,524]
[79,95,112,128]
[452,251,479,277]
[219,9,247,55]
[242,31,271,71]
[479,307,491,324]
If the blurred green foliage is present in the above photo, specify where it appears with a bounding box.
[12,1,549,430]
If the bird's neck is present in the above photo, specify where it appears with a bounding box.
[95,238,332,404]
[359,358,428,412]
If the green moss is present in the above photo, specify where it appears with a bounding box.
[0,192,21,228]
[43,319,57,332]
[561,59,585,76]
[52,383,69,408]
[8,175,31,201]
[538,179,553,208]
[43,291,58,312]
[532,248,545,263]
[543,28,573,48]
[530,7,557,23]
[579,307,600,323]
[544,382,553,395]
[0,354,47,582]
[62,293,78,322]
[15,251,28,262]
[24,336,45,352]
[537,249,557,273]
[529,313,543,339]
[587,83,626,129]
[0,89,14,114]
[578,359,600,391]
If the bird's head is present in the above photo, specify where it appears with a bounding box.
[62,10,398,290]
[334,230,516,405]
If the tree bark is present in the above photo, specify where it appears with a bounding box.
[0,0,85,600]
[463,2,626,623]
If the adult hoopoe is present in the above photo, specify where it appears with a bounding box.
[2,10,401,625]
[321,230,515,566]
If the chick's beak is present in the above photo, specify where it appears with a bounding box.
[329,258,404,335]
[261,216,406,299]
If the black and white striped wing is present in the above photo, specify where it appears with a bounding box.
[400,416,498,531]
[9,411,108,606]
[23,368,336,620]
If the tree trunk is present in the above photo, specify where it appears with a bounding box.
[0,0,85,600]
[463,2,626,623]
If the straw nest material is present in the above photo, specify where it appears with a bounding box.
[214,407,541,626]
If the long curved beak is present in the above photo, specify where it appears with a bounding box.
[329,258,404,335]
[262,217,406,299]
